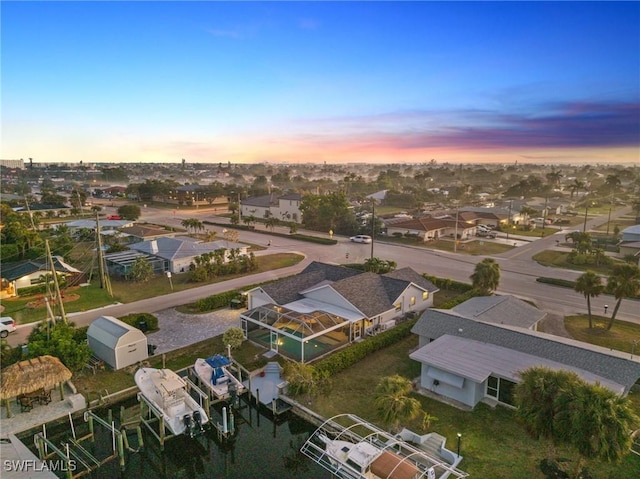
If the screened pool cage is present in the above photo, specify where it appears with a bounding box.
[241,304,352,362]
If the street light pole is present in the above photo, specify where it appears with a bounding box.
[583,203,589,233]
[453,202,459,253]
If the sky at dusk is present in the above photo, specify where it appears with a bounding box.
[2,1,639,165]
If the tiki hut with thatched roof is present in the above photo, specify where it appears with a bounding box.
[1,355,72,417]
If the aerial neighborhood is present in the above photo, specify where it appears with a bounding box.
[1,159,640,478]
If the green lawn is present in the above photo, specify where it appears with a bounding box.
[310,336,640,479]
[382,237,514,255]
[4,253,304,324]
[564,315,640,354]
[532,250,620,275]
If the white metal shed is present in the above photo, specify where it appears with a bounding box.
[87,316,148,370]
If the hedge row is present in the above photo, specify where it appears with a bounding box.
[118,312,159,331]
[422,274,473,293]
[17,280,68,297]
[314,319,417,376]
[437,289,482,309]
[195,290,242,312]
[202,221,337,245]
[536,277,576,289]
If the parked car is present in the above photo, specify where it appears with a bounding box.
[476,225,490,232]
[477,230,497,238]
[349,235,372,244]
[0,317,17,338]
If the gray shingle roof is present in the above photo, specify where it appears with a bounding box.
[451,295,545,329]
[384,268,439,293]
[412,310,640,393]
[260,261,361,305]
[331,273,415,317]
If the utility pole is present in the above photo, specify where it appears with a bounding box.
[506,200,513,241]
[606,192,613,237]
[542,196,548,237]
[45,239,68,324]
[95,213,113,297]
[453,201,459,253]
[370,199,375,260]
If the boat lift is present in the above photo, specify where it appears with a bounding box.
[300,413,469,479]
[33,411,128,479]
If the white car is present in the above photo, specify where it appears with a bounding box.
[349,235,372,244]
[0,317,17,338]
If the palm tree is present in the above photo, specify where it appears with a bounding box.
[605,263,640,330]
[373,375,421,432]
[569,179,585,199]
[470,258,500,294]
[574,271,604,329]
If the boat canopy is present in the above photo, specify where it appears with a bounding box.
[205,355,231,369]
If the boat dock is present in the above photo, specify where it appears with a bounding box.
[244,362,292,415]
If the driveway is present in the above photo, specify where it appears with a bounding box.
[146,307,243,354]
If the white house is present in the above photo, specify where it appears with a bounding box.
[410,309,640,409]
[241,193,302,223]
[128,236,248,274]
[241,262,438,362]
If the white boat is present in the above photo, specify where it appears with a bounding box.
[194,355,246,400]
[134,367,208,437]
[319,435,421,479]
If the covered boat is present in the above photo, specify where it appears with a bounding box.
[194,354,246,400]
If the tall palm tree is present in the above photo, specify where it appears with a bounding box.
[373,375,421,432]
[574,271,604,329]
[605,263,640,330]
[470,258,501,294]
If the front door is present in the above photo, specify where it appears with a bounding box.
[353,322,361,341]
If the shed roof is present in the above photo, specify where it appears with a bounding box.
[88,316,145,349]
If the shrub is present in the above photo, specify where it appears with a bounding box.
[194,291,241,312]
[314,319,417,376]
[222,327,245,349]
[118,313,159,332]
[438,289,482,309]
[422,274,473,293]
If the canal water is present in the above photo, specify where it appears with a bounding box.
[18,397,331,479]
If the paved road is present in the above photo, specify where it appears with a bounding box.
[7,203,639,347]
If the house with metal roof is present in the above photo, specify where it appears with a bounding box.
[618,224,640,259]
[410,309,640,408]
[1,256,83,296]
[241,262,438,362]
[127,236,248,274]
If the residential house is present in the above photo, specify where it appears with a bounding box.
[241,193,302,223]
[1,256,83,297]
[450,295,546,331]
[410,309,640,408]
[385,216,476,242]
[241,261,438,362]
[618,224,640,259]
[127,236,248,274]
[118,224,178,243]
[161,185,227,208]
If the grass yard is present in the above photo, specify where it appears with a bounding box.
[309,336,640,479]
[4,253,304,324]
[382,236,514,255]
[532,250,619,275]
[74,334,270,401]
[564,315,640,354]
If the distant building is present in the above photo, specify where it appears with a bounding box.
[241,193,302,223]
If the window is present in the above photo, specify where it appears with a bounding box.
[410,296,416,306]
[422,291,429,300]
[486,376,516,406]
